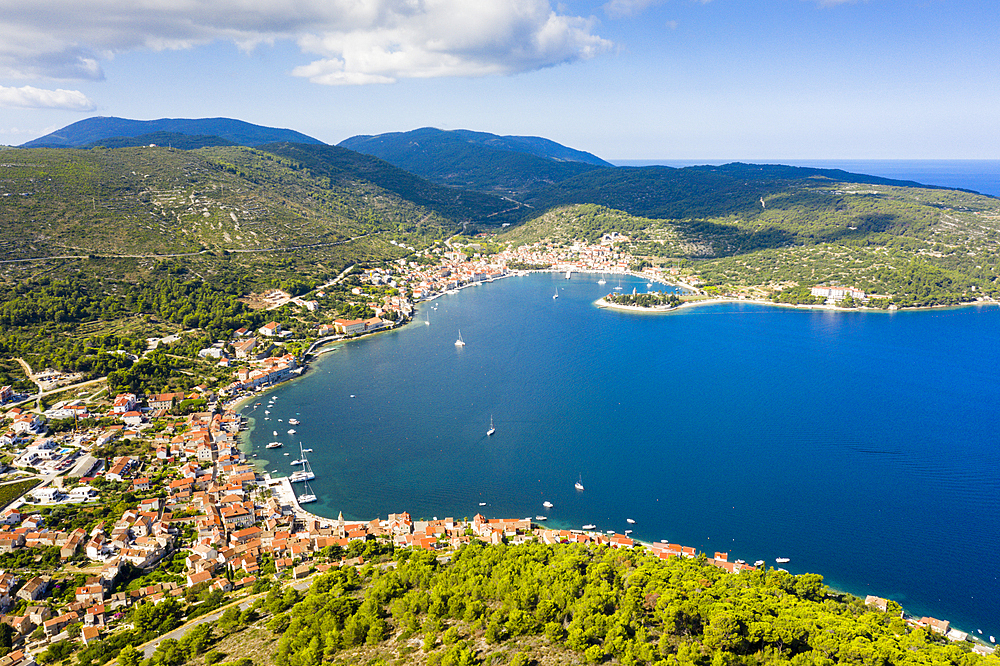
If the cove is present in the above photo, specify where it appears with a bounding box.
[246,272,1000,638]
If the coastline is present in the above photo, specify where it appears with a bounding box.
[596,293,1000,314]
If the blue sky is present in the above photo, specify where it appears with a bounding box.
[1,0,997,160]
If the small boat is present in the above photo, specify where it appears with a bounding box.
[575,475,584,491]
[264,410,270,415]
[266,442,282,449]
[301,448,313,453]
[287,429,296,434]
[776,557,790,563]
[455,330,466,347]
[535,516,547,521]
[487,415,495,436]
[626,518,636,524]
[624,530,632,535]
[543,501,553,508]
[272,430,278,436]
[755,560,765,567]
[290,459,304,465]
[582,524,596,530]
[288,418,300,425]
[479,502,486,506]
[283,452,289,456]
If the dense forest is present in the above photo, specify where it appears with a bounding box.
[117,541,999,666]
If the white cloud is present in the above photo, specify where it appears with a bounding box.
[0,85,95,110]
[0,0,611,85]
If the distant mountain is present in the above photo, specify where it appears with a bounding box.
[259,142,524,225]
[80,131,237,150]
[20,117,324,149]
[522,161,953,220]
[338,127,611,196]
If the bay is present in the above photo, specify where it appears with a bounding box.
[246,273,1000,638]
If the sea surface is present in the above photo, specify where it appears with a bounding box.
[613,159,1000,198]
[245,274,1000,639]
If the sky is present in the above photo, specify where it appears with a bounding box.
[1,0,998,160]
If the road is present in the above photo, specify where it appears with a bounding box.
[140,579,315,657]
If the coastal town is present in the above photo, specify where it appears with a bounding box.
[0,233,995,666]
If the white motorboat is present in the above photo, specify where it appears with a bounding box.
[582,524,596,530]
[626,518,636,524]
[535,516,547,521]
[287,429,296,434]
[776,557,790,563]
[289,418,300,425]
[266,442,282,449]
[543,501,553,508]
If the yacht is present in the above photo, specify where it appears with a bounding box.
[287,429,296,434]
[290,458,304,465]
[266,441,282,449]
[455,330,466,347]
[575,475,584,491]
[582,524,596,530]
[487,415,495,436]
[776,557,790,564]
[298,479,317,504]
[542,501,553,508]
[535,516,547,521]
[290,443,316,482]
[288,418,300,425]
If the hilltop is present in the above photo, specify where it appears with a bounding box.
[19,117,324,149]
[339,127,610,196]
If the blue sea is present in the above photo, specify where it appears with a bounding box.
[246,274,1000,640]
[613,159,1000,198]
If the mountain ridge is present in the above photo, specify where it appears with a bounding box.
[20,116,324,149]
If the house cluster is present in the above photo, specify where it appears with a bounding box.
[224,353,300,394]
[865,595,981,648]
[0,509,88,558]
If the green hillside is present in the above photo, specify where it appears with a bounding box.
[339,127,608,196]
[504,167,1000,306]
[119,541,998,666]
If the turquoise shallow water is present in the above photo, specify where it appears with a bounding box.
[246,273,1000,638]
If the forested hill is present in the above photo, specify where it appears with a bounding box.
[338,127,610,196]
[19,116,324,149]
[119,540,999,666]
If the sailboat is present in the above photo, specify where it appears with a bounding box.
[290,443,316,483]
[487,415,496,436]
[598,274,606,285]
[455,330,466,347]
[552,287,559,299]
[298,478,317,504]
[565,270,572,279]
[575,475,585,491]
[614,276,623,291]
